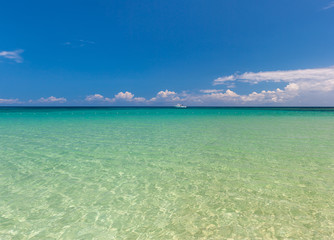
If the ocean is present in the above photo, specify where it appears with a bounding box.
[1,107,333,239]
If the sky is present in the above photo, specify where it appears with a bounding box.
[1,0,334,106]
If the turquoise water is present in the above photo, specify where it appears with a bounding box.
[0,107,334,239]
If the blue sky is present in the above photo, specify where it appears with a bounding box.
[1,0,334,106]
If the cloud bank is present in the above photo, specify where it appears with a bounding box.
[214,67,334,87]
[0,98,20,104]
[84,67,334,106]
[83,66,334,105]
[212,66,334,104]
[85,92,146,104]
[30,96,67,103]
[1,67,334,106]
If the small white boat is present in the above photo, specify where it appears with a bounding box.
[175,103,187,108]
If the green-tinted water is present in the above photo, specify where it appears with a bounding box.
[1,108,334,239]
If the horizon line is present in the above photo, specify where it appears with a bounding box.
[1,106,334,108]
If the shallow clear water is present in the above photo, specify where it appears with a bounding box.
[0,107,334,239]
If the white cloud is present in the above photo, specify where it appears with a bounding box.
[150,90,181,102]
[114,91,134,101]
[202,89,239,98]
[133,97,146,102]
[240,86,296,103]
[85,94,104,101]
[0,49,24,63]
[214,67,334,86]
[185,86,301,105]
[212,67,334,103]
[213,75,236,84]
[85,92,147,103]
[84,69,334,105]
[85,94,112,102]
[156,90,176,98]
[200,89,224,93]
[323,1,334,10]
[114,92,147,102]
[185,89,239,104]
[0,98,20,104]
[36,96,67,103]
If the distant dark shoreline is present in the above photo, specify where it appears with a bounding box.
[1,106,334,110]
